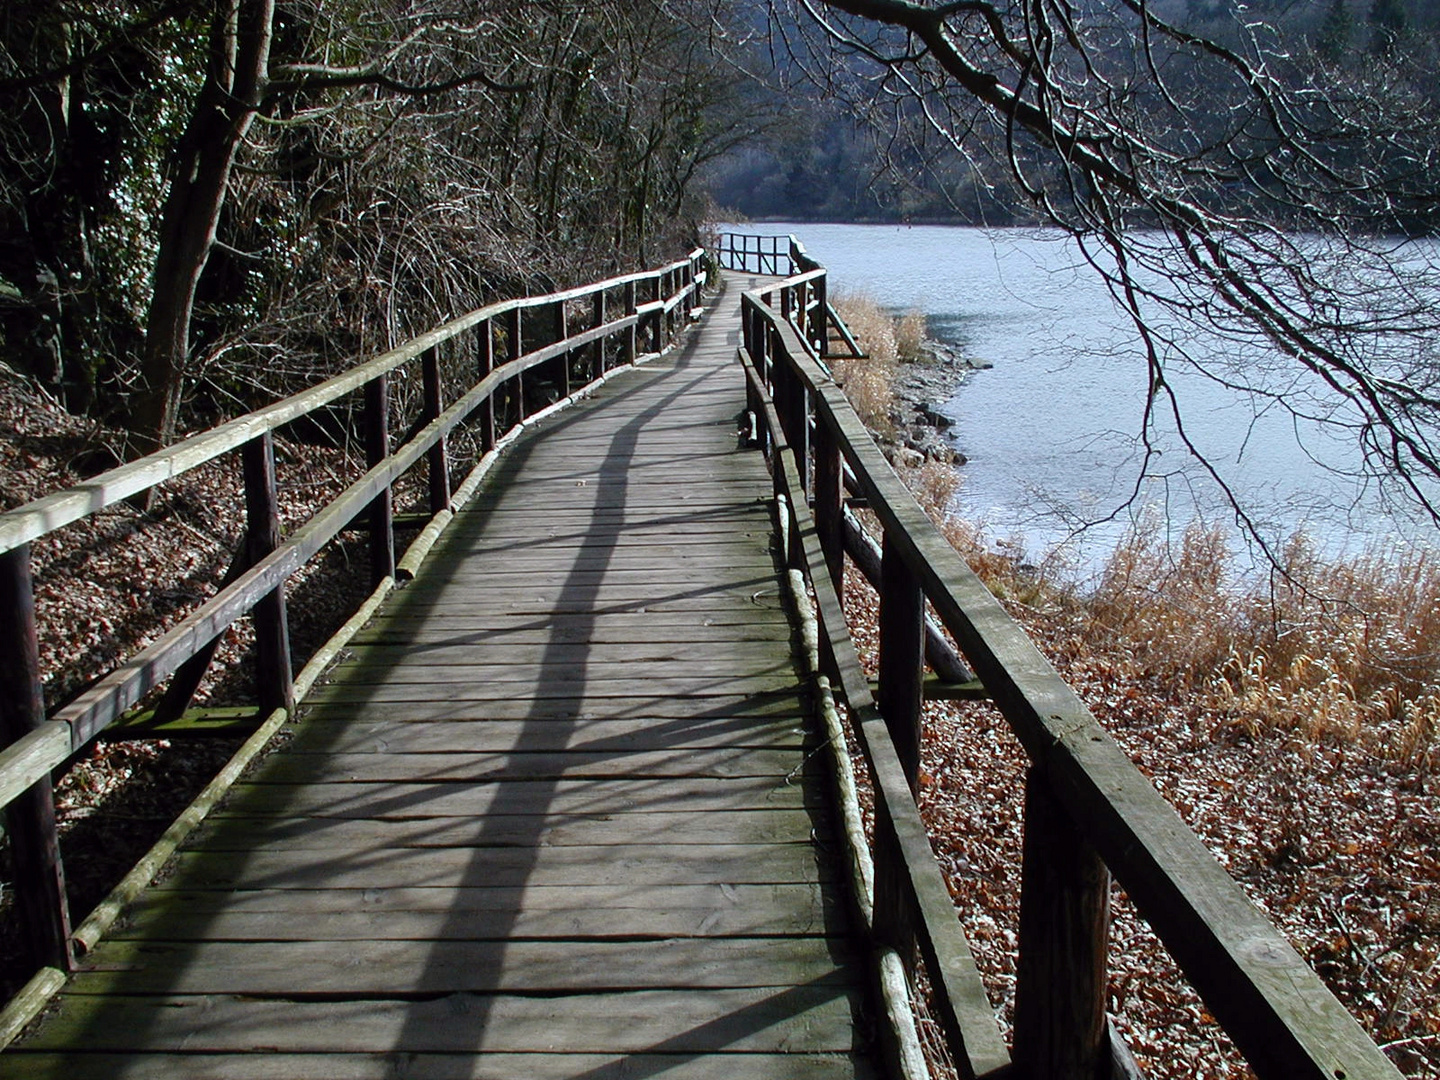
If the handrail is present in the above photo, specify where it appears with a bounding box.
[0,247,705,984]
[0,254,699,557]
[729,232,1403,1080]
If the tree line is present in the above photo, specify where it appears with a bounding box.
[0,0,772,451]
[712,0,1440,231]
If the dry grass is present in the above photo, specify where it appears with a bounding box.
[1082,521,1440,765]
[895,307,928,362]
[829,291,899,436]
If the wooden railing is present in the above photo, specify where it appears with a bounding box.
[730,232,1402,1080]
[0,250,704,993]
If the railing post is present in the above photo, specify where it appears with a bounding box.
[478,318,495,452]
[1013,767,1111,1080]
[552,300,569,399]
[243,433,294,716]
[591,289,606,381]
[364,373,395,585]
[813,274,828,356]
[624,281,638,364]
[814,419,843,599]
[877,534,925,791]
[0,544,73,973]
[508,307,524,422]
[871,799,918,968]
[422,346,451,513]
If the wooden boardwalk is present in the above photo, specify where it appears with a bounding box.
[6,277,877,1078]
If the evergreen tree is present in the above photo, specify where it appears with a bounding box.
[1369,0,1408,56]
[1316,0,1353,64]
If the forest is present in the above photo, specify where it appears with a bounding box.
[0,0,775,453]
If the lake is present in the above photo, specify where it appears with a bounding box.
[723,222,1438,577]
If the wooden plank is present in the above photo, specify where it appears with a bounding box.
[183,811,822,852]
[67,937,859,995]
[348,622,795,645]
[249,748,807,784]
[110,902,834,943]
[155,842,833,891]
[18,986,865,1053]
[283,692,807,723]
[325,644,797,674]
[303,674,801,701]
[211,776,819,818]
[335,639,793,666]
[360,607,792,628]
[283,716,809,753]
[4,1052,876,1079]
[132,880,833,917]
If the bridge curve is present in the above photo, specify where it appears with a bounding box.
[5,275,878,1078]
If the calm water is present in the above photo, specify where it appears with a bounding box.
[725,222,1438,575]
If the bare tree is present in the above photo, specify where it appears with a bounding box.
[769,0,1440,549]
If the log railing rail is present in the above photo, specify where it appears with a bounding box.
[728,231,1403,1080]
[0,249,704,986]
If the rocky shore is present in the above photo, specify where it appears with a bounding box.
[880,339,991,469]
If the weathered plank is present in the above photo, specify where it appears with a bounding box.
[249,747,807,783]
[212,774,816,819]
[5,1052,877,1080]
[68,937,858,995]
[271,693,807,723]
[17,986,865,1052]
[283,716,809,753]
[119,881,842,938]
[159,842,832,892]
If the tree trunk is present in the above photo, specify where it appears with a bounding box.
[130,0,274,454]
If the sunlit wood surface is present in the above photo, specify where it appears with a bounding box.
[7,274,877,1079]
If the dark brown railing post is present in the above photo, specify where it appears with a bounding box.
[592,289,606,381]
[1013,768,1111,1080]
[507,307,524,422]
[0,544,73,973]
[813,273,828,355]
[624,281,638,364]
[243,433,294,715]
[877,534,925,790]
[871,800,918,968]
[364,373,394,585]
[422,346,451,514]
[814,419,843,599]
[552,300,569,398]
[477,318,495,453]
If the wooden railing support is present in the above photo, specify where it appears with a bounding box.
[364,373,395,585]
[877,534,925,791]
[624,281,638,364]
[592,291,607,380]
[813,421,844,598]
[507,307,524,423]
[477,319,496,452]
[243,433,295,716]
[1014,768,1111,1080]
[552,300,570,399]
[0,545,72,973]
[421,347,451,513]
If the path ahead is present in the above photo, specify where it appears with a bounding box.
[8,276,878,1078]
